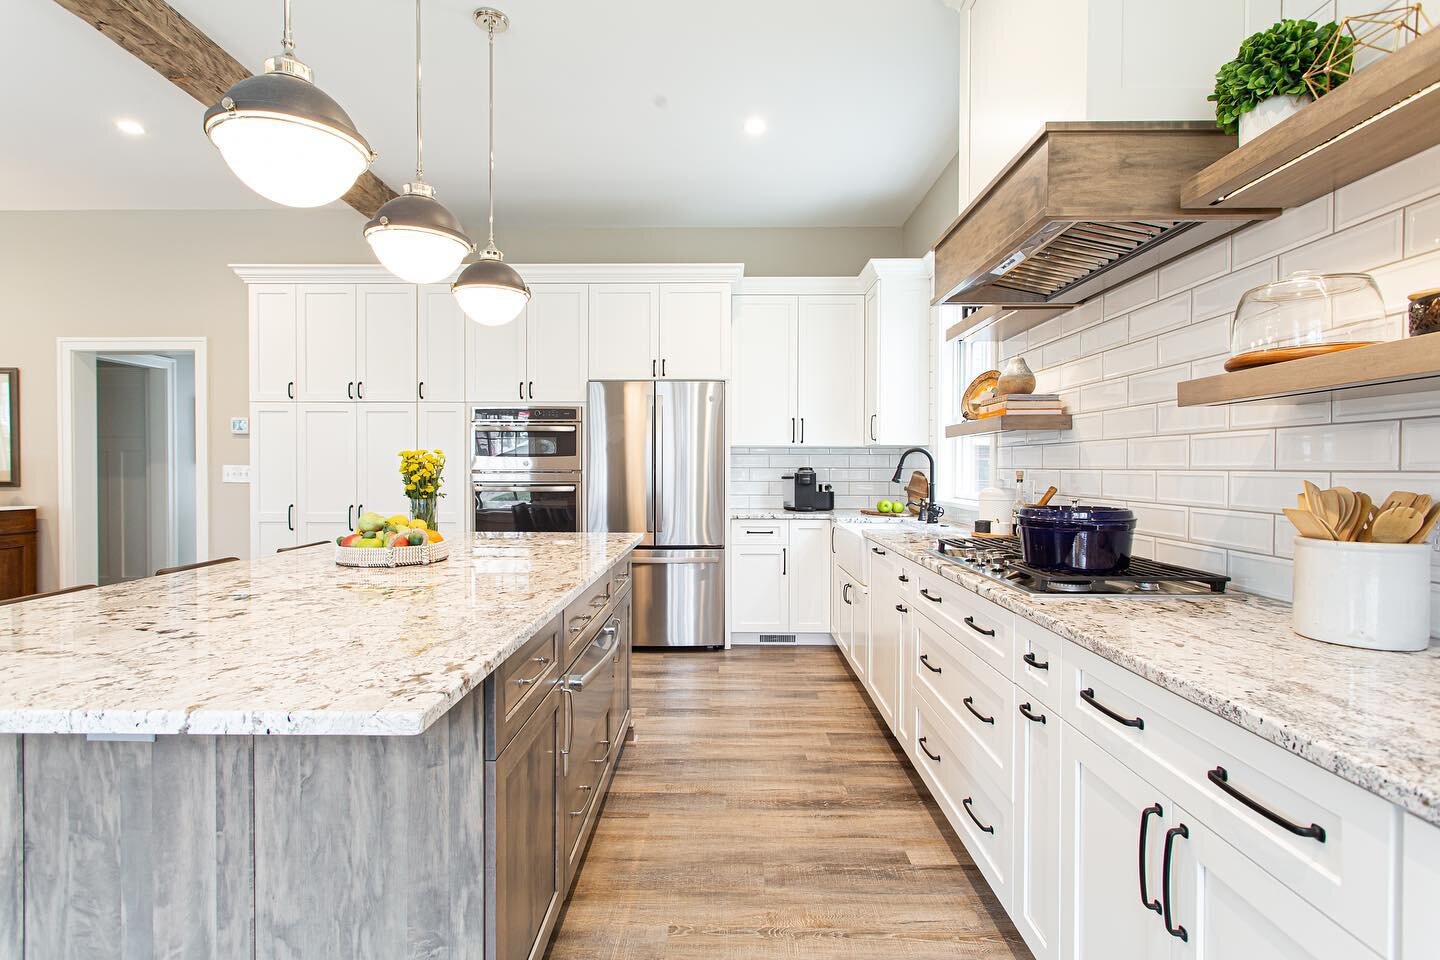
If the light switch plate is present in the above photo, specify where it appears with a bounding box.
[230,417,249,436]
[222,464,251,483]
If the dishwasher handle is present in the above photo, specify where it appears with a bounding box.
[564,623,619,692]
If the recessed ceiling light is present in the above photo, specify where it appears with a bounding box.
[115,118,146,137]
[743,115,767,137]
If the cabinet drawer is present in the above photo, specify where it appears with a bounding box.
[912,694,1012,909]
[1014,617,1064,712]
[486,614,563,758]
[731,519,787,543]
[912,567,1013,676]
[1062,641,1396,953]
[913,611,1014,793]
[563,573,615,665]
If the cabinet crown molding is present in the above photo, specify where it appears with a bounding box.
[231,263,745,285]
[857,257,934,289]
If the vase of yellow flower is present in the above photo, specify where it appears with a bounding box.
[399,449,446,531]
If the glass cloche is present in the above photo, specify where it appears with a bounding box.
[1226,271,1389,372]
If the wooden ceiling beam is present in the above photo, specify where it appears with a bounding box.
[51,0,396,218]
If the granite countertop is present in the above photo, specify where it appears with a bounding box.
[730,508,943,526]
[864,527,1440,826]
[0,532,642,738]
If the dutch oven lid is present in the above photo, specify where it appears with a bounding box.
[1016,503,1136,526]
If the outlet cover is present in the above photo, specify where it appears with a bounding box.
[222,465,251,484]
[230,417,249,436]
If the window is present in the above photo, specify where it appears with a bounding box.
[936,312,996,505]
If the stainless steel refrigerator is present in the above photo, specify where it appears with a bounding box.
[586,380,725,648]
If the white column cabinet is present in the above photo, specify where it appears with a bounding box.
[356,403,417,519]
[796,296,865,446]
[418,402,471,541]
[731,297,799,445]
[357,284,418,402]
[788,519,832,633]
[296,403,358,544]
[588,284,659,381]
[418,285,467,403]
[249,285,297,402]
[250,403,298,556]
[296,285,359,402]
[525,284,589,401]
[658,283,729,380]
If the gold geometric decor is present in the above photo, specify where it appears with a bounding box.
[1305,4,1434,96]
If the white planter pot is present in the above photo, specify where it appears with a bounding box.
[1238,94,1309,146]
[1291,537,1432,652]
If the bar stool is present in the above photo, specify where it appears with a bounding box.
[0,584,97,606]
[277,541,330,554]
[154,557,239,577]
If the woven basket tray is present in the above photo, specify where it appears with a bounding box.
[334,538,452,568]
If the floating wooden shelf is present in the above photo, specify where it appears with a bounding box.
[1183,29,1440,210]
[945,415,1072,437]
[944,303,1068,343]
[1176,333,1440,406]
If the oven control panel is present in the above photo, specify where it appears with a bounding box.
[473,406,580,422]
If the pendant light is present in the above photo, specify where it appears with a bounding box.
[453,8,530,327]
[204,0,375,208]
[364,0,473,283]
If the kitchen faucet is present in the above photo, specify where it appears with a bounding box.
[890,447,944,524]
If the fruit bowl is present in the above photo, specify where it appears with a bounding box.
[334,511,450,568]
[335,537,451,568]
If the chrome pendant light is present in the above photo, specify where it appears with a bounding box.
[364,0,473,283]
[453,8,530,327]
[204,0,375,207]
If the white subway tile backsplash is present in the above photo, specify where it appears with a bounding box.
[1080,316,1130,355]
[1104,273,1159,318]
[1279,211,1404,276]
[1042,333,1083,368]
[1012,446,1042,468]
[1059,353,1105,388]
[1061,412,1104,442]
[1228,471,1330,514]
[1129,364,1189,406]
[1275,515,1300,557]
[1191,430,1275,470]
[1232,195,1332,267]
[1275,421,1400,470]
[1158,315,1230,366]
[1079,439,1130,468]
[1080,378,1130,413]
[1158,240,1230,297]
[1407,194,1440,258]
[1102,406,1157,439]
[1153,539,1227,575]
[1061,299,1105,335]
[1126,293,1192,339]
[1335,143,1440,229]
[1333,377,1440,421]
[1330,472,1440,503]
[1190,507,1274,553]
[1156,401,1229,435]
[1190,353,1230,379]
[1000,332,1028,361]
[1227,551,1294,602]
[1155,471,1228,508]
[1193,259,1277,319]
[1042,443,1080,469]
[1059,470,1103,497]
[1027,316,1064,347]
[1129,436,1189,469]
[1131,502,1189,538]
[1371,248,1440,313]
[1402,418,1440,470]
[1102,471,1156,501]
[1227,394,1332,428]
[1103,339,1158,379]
[1131,535,1157,560]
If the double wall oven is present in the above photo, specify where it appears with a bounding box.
[472,406,583,533]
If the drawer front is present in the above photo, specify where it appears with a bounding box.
[1013,616,1065,712]
[913,610,1014,792]
[563,573,615,665]
[731,519,788,543]
[488,614,564,758]
[872,550,913,601]
[1062,641,1395,953]
[913,567,1014,676]
[913,694,1013,909]
[0,510,36,535]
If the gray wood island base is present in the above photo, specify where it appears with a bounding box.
[0,532,639,960]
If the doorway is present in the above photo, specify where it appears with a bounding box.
[58,338,208,586]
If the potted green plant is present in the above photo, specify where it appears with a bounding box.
[1210,18,1354,145]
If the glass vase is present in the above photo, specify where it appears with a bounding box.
[409,496,438,531]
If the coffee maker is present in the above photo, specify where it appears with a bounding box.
[782,467,835,512]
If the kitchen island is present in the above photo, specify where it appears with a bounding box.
[0,531,640,960]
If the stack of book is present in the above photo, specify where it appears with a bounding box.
[975,393,1063,419]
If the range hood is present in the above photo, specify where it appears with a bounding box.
[933,122,1278,307]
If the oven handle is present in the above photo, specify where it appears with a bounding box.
[472,422,577,433]
[473,483,578,493]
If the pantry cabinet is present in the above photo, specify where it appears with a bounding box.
[249,402,299,556]
[249,285,298,402]
[296,284,358,402]
[357,285,418,401]
[296,403,358,544]
[588,283,729,381]
[356,403,417,518]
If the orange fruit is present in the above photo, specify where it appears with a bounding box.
[427,529,444,543]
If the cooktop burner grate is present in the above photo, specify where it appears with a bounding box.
[934,536,1230,596]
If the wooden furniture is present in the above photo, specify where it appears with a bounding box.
[1183,28,1440,210]
[154,557,239,577]
[0,508,37,602]
[1176,332,1440,406]
[0,584,93,607]
[944,303,1067,343]
[946,415,1072,437]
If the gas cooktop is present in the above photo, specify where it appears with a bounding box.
[930,536,1231,599]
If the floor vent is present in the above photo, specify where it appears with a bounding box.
[758,634,797,644]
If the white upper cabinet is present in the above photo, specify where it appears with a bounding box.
[355,403,417,519]
[296,284,358,402]
[467,307,527,402]
[526,284,589,401]
[860,262,931,447]
[589,284,659,380]
[357,284,417,402]
[418,285,467,403]
[249,285,297,402]
[796,296,865,446]
[659,283,729,380]
[731,296,798,446]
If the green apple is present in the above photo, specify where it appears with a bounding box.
[876,500,892,513]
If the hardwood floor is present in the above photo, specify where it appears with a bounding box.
[546,645,1031,959]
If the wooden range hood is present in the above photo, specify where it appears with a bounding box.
[933,122,1278,307]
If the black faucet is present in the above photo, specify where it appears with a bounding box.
[890,447,944,524]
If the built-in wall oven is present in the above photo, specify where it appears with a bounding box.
[473,406,584,533]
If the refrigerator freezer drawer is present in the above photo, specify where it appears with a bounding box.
[632,549,725,648]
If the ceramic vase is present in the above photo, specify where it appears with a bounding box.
[1238,94,1308,146]
[996,356,1036,396]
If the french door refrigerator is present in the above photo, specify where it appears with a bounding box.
[586,380,725,648]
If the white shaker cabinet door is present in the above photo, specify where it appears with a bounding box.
[796,296,865,446]
[356,284,417,402]
[731,296,798,445]
[866,560,902,732]
[525,284,589,402]
[467,308,527,402]
[296,403,358,543]
[588,284,659,381]
[296,284,358,402]
[356,403,417,520]
[850,582,870,683]
[1013,693,1062,960]
[831,564,852,656]
[418,402,471,541]
[730,544,789,634]
[658,283,729,380]
[418,285,467,402]
[787,519,832,634]
[249,285,297,402]
[250,402,297,556]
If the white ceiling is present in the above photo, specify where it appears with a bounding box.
[1,0,960,228]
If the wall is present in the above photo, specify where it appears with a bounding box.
[970,144,1440,624]
[901,155,960,258]
[729,447,915,512]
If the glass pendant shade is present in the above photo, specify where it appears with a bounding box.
[453,257,530,326]
[364,186,472,283]
[204,65,373,208]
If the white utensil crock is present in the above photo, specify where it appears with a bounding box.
[1292,537,1432,652]
[1238,94,1309,146]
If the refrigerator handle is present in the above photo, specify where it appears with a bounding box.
[654,392,663,535]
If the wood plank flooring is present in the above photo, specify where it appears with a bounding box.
[546,646,1031,959]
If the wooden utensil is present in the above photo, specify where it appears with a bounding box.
[1302,480,1325,515]
[1284,507,1337,541]
[1333,487,1358,537]
[1371,506,1425,543]
[1348,492,1372,541]
[1315,488,1346,532]
[1036,485,1058,507]
[1409,502,1440,544]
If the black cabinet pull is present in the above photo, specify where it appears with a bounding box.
[919,587,942,603]
[919,653,941,674]
[872,547,886,556]
[287,504,294,532]
[791,417,796,443]
[661,358,667,377]
[1018,702,1046,724]
[1023,651,1050,671]
[1080,687,1144,730]
[519,381,524,400]
[287,380,295,399]
[528,380,534,399]
[347,504,354,531]
[1138,803,1164,915]
[1161,824,1189,942]
[963,696,995,725]
[963,615,994,636]
[917,736,941,763]
[347,381,355,400]
[800,417,805,443]
[418,380,425,400]
[1207,766,1326,842]
[962,797,994,834]
[782,548,787,576]
[870,413,877,441]
[842,583,852,604]
[357,381,364,399]
[895,603,909,613]
[898,573,909,583]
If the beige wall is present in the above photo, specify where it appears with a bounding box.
[0,209,901,591]
[901,154,960,258]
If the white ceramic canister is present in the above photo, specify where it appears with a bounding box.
[977,485,1018,535]
[1291,537,1433,652]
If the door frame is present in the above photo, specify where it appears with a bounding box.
[57,337,209,587]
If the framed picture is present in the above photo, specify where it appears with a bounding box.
[0,368,18,486]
